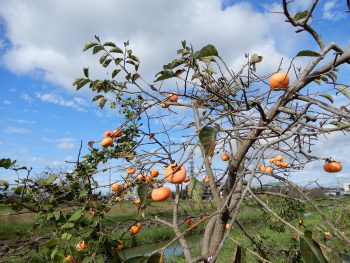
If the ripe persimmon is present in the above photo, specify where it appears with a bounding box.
[111,183,122,192]
[115,197,123,202]
[186,220,192,227]
[160,103,169,108]
[226,223,234,230]
[151,186,171,201]
[150,170,159,178]
[258,165,266,172]
[221,153,230,161]
[203,177,209,183]
[101,137,113,147]
[116,240,124,251]
[165,163,186,184]
[323,161,342,173]
[269,157,277,163]
[184,176,190,183]
[66,255,73,263]
[125,154,134,161]
[130,225,140,235]
[103,130,114,138]
[112,129,122,138]
[265,166,273,174]
[145,175,152,184]
[127,167,136,175]
[76,241,87,251]
[270,72,289,90]
[168,92,178,102]
[275,155,283,161]
[134,198,141,205]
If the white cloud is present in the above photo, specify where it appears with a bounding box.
[57,138,75,149]
[36,92,88,111]
[8,88,16,92]
[323,0,346,21]
[0,0,312,92]
[7,118,36,124]
[41,136,76,149]
[3,126,30,135]
[3,100,12,105]
[20,93,33,103]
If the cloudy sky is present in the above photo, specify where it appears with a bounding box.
[0,0,349,189]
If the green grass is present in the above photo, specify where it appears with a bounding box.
[1,197,350,262]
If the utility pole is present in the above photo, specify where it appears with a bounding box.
[109,167,111,195]
[189,154,194,178]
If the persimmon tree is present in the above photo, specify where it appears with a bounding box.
[1,0,350,262]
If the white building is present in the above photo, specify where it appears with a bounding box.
[344,183,350,192]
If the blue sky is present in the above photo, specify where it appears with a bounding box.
[0,0,349,189]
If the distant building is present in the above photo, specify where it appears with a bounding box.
[344,183,350,192]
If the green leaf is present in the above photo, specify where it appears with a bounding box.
[99,97,107,109]
[319,94,334,104]
[198,124,220,156]
[83,67,89,78]
[50,246,58,259]
[112,69,121,78]
[300,230,328,263]
[132,73,140,82]
[92,45,104,54]
[61,232,72,240]
[83,42,98,52]
[296,50,321,57]
[326,72,337,81]
[96,255,105,263]
[163,58,186,70]
[92,95,104,102]
[69,209,82,222]
[137,184,150,206]
[250,54,263,64]
[46,174,57,185]
[103,41,116,47]
[76,79,90,90]
[232,245,246,263]
[61,223,75,229]
[79,189,88,197]
[155,70,177,82]
[192,44,218,59]
[0,180,9,191]
[0,158,15,169]
[188,178,203,209]
[110,46,123,53]
[129,54,139,62]
[99,53,108,64]
[103,59,112,68]
[114,58,123,65]
[82,256,92,263]
[102,59,112,68]
[52,210,61,221]
[336,87,350,99]
[293,10,308,21]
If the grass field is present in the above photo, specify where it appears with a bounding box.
[1,197,349,262]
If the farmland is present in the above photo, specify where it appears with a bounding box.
[1,196,349,262]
